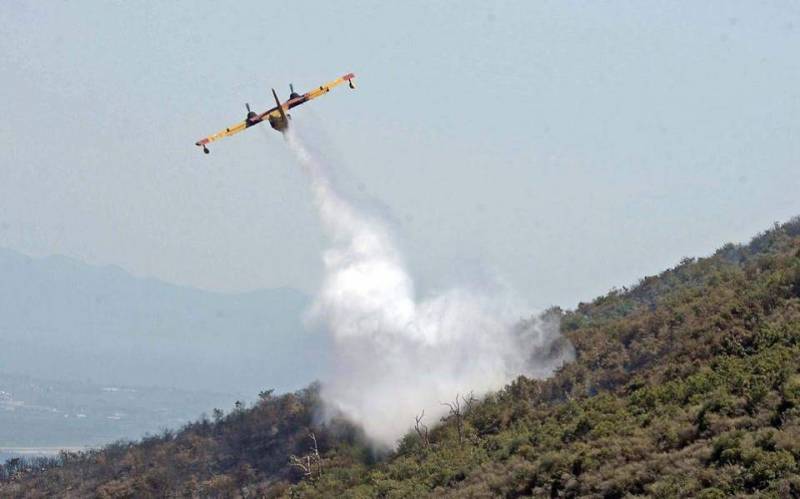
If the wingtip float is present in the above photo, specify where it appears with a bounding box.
[195,72,356,154]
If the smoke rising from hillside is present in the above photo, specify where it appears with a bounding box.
[285,130,573,447]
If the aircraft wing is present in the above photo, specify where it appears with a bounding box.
[195,120,249,148]
[285,73,355,110]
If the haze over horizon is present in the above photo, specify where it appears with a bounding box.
[3,1,798,309]
[0,245,323,395]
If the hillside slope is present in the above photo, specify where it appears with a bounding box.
[2,218,800,498]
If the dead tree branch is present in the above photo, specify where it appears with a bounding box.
[288,454,312,478]
[414,410,430,448]
[309,431,323,477]
[288,431,323,480]
[441,394,465,446]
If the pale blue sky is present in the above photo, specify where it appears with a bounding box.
[1,1,799,308]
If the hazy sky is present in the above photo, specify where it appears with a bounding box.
[2,1,799,308]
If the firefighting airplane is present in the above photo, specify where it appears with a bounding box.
[194,72,356,154]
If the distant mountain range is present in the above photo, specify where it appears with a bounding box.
[0,248,329,396]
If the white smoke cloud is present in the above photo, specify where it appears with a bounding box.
[285,130,573,448]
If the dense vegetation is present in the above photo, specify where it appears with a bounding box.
[3,218,800,498]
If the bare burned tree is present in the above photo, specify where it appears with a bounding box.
[414,410,430,448]
[441,394,464,446]
[309,431,323,477]
[462,391,477,413]
[440,392,479,446]
[288,431,323,480]
[289,454,313,479]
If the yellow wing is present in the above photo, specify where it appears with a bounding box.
[195,120,249,148]
[286,73,355,110]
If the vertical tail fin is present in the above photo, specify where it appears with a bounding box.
[272,88,288,122]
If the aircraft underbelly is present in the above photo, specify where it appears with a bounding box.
[268,114,289,132]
